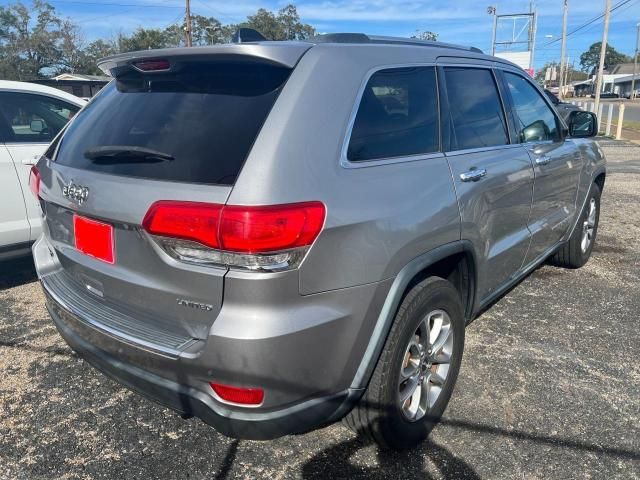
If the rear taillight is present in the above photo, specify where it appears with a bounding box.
[210,382,264,406]
[28,166,41,199]
[142,201,325,271]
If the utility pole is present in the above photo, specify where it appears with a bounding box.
[185,0,193,47]
[559,0,569,99]
[529,1,537,74]
[631,23,639,100]
[488,6,497,55]
[594,0,611,113]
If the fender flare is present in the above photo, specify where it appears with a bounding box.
[348,240,476,390]
[564,165,606,243]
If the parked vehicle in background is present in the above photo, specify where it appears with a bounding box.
[0,81,84,259]
[591,92,620,99]
[544,89,583,122]
[33,33,605,450]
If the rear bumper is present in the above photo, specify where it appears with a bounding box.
[45,288,357,439]
[33,234,389,439]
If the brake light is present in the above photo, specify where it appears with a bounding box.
[133,59,170,71]
[142,202,222,249]
[220,203,325,253]
[210,382,264,406]
[142,201,325,271]
[29,166,41,199]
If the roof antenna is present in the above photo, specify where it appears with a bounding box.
[232,28,267,43]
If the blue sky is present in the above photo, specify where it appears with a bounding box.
[3,0,639,71]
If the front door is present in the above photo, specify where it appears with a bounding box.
[440,66,534,302]
[502,71,583,266]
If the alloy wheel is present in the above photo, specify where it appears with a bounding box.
[398,309,454,422]
[581,198,597,253]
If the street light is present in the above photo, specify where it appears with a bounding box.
[204,25,220,45]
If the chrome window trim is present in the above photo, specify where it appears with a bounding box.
[445,143,523,157]
[339,62,440,169]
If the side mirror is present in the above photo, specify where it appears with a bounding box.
[30,119,44,133]
[568,110,597,138]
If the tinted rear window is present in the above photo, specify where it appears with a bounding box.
[53,61,291,185]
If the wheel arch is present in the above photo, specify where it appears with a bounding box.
[349,240,477,391]
[594,171,606,193]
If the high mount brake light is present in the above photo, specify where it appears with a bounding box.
[133,59,171,71]
[142,201,326,271]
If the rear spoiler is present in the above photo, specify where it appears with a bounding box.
[98,43,312,77]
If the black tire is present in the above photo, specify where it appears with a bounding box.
[549,183,601,269]
[343,276,465,450]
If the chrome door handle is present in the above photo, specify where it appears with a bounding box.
[460,168,487,182]
[534,155,551,166]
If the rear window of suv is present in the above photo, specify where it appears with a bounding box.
[347,67,439,162]
[53,61,291,185]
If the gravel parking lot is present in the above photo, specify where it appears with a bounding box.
[1,140,639,480]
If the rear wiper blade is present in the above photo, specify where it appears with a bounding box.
[84,145,174,161]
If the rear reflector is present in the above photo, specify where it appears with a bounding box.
[29,166,40,199]
[210,382,264,406]
[133,59,170,71]
[73,215,115,264]
[142,201,325,254]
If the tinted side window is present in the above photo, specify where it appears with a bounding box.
[505,72,559,143]
[347,67,439,162]
[0,93,80,143]
[443,67,508,150]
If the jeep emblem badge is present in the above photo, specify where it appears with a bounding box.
[62,180,89,205]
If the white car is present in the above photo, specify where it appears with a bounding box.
[0,80,85,259]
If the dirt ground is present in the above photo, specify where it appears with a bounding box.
[0,140,638,479]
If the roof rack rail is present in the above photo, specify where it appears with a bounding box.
[308,33,483,54]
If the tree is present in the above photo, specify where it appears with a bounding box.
[0,2,316,79]
[411,30,438,41]
[238,4,315,41]
[579,42,632,72]
[535,61,588,84]
[164,15,229,47]
[0,0,67,79]
[116,27,172,52]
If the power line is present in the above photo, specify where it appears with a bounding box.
[45,0,182,8]
[542,0,634,47]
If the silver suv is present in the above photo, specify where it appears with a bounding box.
[32,34,605,450]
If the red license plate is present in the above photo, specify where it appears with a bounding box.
[73,214,115,264]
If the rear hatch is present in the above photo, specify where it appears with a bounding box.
[38,46,306,353]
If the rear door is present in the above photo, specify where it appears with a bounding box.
[0,91,81,241]
[440,65,534,301]
[501,71,583,265]
[38,58,292,344]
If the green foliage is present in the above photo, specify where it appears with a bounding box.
[579,42,632,72]
[236,4,315,41]
[410,30,438,41]
[0,2,426,80]
[534,62,589,84]
[0,0,65,78]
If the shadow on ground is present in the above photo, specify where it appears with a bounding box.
[0,256,37,290]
